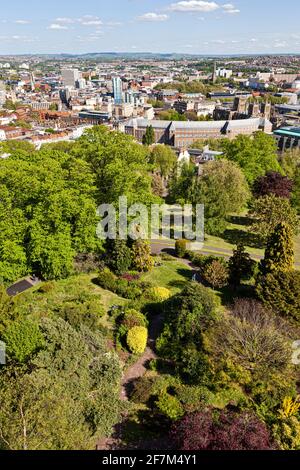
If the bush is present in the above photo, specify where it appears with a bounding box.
[161,253,175,261]
[175,240,187,258]
[127,326,148,354]
[106,240,132,275]
[156,392,184,420]
[121,309,148,329]
[147,286,172,302]
[3,319,45,363]
[171,409,273,450]
[132,240,154,272]
[96,268,117,292]
[38,282,56,294]
[74,253,104,274]
[256,270,300,322]
[201,259,229,289]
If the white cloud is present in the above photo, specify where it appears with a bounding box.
[168,1,219,12]
[137,13,169,22]
[55,17,76,24]
[222,3,240,13]
[48,23,68,30]
[14,20,30,24]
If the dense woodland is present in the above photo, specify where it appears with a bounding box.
[1,126,300,450]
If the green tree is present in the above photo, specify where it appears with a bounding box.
[250,194,299,244]
[106,239,132,275]
[228,244,254,286]
[150,145,177,178]
[132,240,154,272]
[222,133,281,184]
[260,222,294,275]
[3,319,44,363]
[142,125,155,146]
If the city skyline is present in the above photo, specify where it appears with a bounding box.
[0,0,300,55]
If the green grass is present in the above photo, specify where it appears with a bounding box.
[142,260,192,294]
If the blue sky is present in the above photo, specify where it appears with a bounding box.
[0,0,300,55]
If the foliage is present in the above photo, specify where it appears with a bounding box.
[126,326,148,354]
[256,270,300,322]
[170,409,272,450]
[189,159,249,235]
[96,268,117,292]
[0,318,123,449]
[291,166,300,215]
[132,240,154,272]
[106,239,132,275]
[2,319,45,363]
[175,239,187,258]
[208,299,292,380]
[150,145,177,178]
[157,283,219,382]
[260,222,294,275]
[222,132,281,185]
[152,173,165,197]
[142,125,155,146]
[253,171,293,199]
[249,194,299,243]
[157,110,187,122]
[147,286,171,302]
[201,259,229,290]
[228,244,254,286]
[279,397,300,420]
[156,393,184,421]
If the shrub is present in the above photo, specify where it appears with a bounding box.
[121,309,147,329]
[74,253,104,274]
[171,409,273,450]
[156,392,184,420]
[228,244,254,286]
[38,282,56,294]
[256,270,300,322]
[147,286,172,302]
[201,259,229,289]
[106,240,132,275]
[96,268,117,292]
[161,253,175,261]
[3,319,45,363]
[127,326,148,354]
[132,240,154,272]
[175,240,187,258]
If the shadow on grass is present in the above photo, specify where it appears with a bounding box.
[223,228,263,249]
[229,215,253,227]
[216,283,257,305]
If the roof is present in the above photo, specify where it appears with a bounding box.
[274,127,300,138]
[125,117,267,131]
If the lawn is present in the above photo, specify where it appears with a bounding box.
[142,259,193,294]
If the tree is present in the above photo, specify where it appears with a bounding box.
[228,244,254,286]
[152,173,165,197]
[127,326,148,354]
[171,409,272,450]
[222,132,281,185]
[261,222,294,275]
[105,239,132,275]
[291,166,300,215]
[279,148,300,179]
[191,160,250,235]
[157,284,219,382]
[250,194,299,244]
[2,319,44,363]
[142,125,155,146]
[132,240,154,272]
[256,270,300,322]
[209,299,292,378]
[175,239,187,258]
[150,145,177,178]
[201,259,229,290]
[253,171,293,199]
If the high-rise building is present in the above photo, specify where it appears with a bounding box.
[112,77,123,105]
[62,69,80,88]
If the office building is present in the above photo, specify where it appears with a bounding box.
[112,77,123,105]
[62,69,80,88]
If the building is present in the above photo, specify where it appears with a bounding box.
[174,100,194,114]
[123,117,272,149]
[274,126,300,152]
[112,77,123,105]
[62,69,80,88]
[216,68,233,79]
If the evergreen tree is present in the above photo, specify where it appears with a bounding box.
[142,125,155,146]
[228,243,253,286]
[260,222,294,275]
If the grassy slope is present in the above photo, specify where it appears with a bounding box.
[142,260,192,294]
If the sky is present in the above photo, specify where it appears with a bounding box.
[0,0,300,55]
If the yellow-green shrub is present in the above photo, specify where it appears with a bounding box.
[148,286,171,302]
[127,326,148,354]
